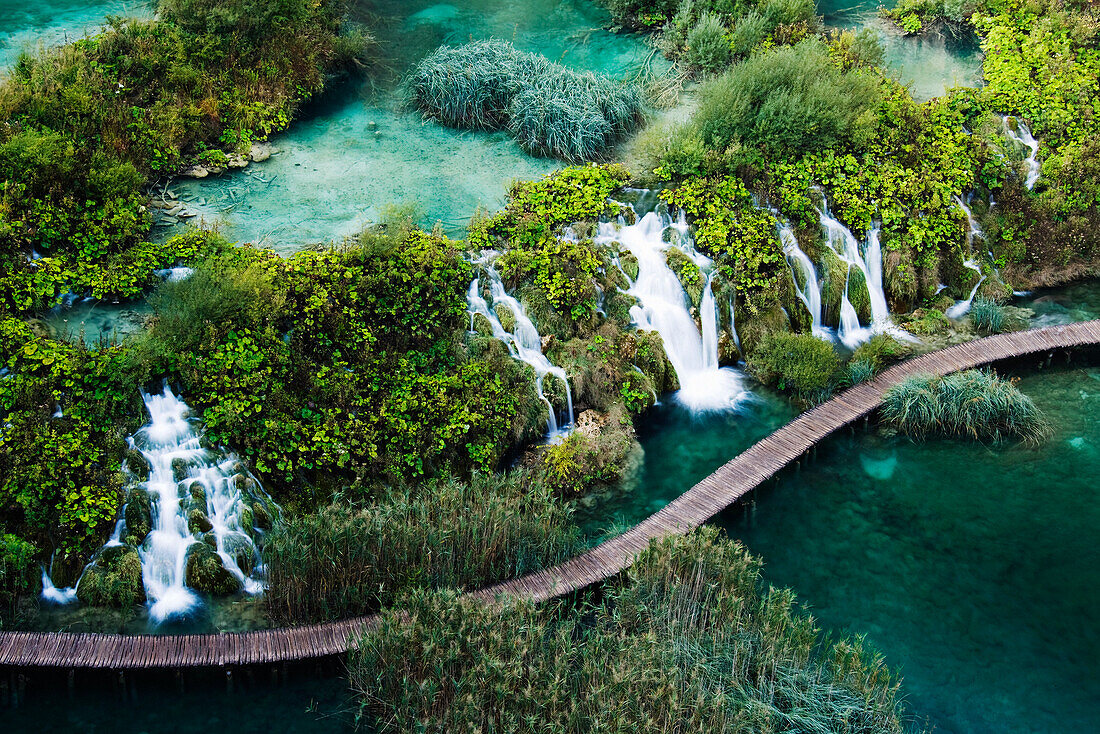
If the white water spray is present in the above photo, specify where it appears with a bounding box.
[466,270,574,439]
[596,210,748,413]
[1003,117,1040,190]
[779,223,829,339]
[818,204,895,348]
[947,197,988,318]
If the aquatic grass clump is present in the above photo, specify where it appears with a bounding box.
[970,296,1006,334]
[351,527,914,733]
[407,40,644,162]
[881,369,1049,443]
[264,471,582,623]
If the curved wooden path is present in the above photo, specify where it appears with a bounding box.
[3,321,1099,669]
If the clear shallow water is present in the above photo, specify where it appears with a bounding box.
[0,0,152,71]
[39,299,152,347]
[819,0,983,100]
[717,364,1100,734]
[171,0,660,251]
[1016,280,1100,327]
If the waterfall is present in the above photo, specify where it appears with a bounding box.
[946,260,986,318]
[779,223,828,339]
[466,271,574,439]
[818,205,889,348]
[947,197,987,318]
[595,210,747,413]
[728,295,741,356]
[40,568,77,605]
[1003,117,1040,190]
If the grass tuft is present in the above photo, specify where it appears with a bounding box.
[881,369,1049,443]
[407,40,644,162]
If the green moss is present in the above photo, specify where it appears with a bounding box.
[187,509,214,535]
[76,545,146,607]
[535,407,639,498]
[494,303,518,334]
[821,249,871,326]
[619,251,640,281]
[664,248,706,307]
[123,488,152,546]
[184,543,241,595]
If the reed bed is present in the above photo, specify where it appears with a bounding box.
[881,369,1049,443]
[264,472,582,624]
[350,527,916,733]
[406,40,644,162]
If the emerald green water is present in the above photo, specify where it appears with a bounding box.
[714,362,1100,733]
[0,0,152,71]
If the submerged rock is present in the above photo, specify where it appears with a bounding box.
[249,142,273,162]
[185,544,241,595]
[76,545,146,607]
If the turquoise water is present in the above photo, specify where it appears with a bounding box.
[715,363,1100,733]
[0,0,151,71]
[819,0,983,100]
[170,0,660,251]
[1017,280,1100,327]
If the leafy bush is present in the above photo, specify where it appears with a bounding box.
[694,39,882,156]
[746,330,840,397]
[683,12,732,73]
[351,527,914,733]
[0,535,37,627]
[881,370,1049,443]
[407,41,644,162]
[265,472,582,623]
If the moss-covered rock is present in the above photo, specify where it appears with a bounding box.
[123,488,152,546]
[664,248,705,307]
[222,533,257,576]
[718,330,740,363]
[494,303,518,334]
[902,308,950,336]
[171,457,190,482]
[76,546,146,608]
[188,481,208,510]
[472,312,495,337]
[125,448,150,482]
[821,249,871,326]
[532,406,640,498]
[188,509,214,534]
[185,543,241,595]
[736,300,791,357]
[252,500,272,531]
[619,251,640,281]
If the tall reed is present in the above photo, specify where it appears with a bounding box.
[881,369,1049,443]
[264,472,582,623]
[350,527,917,733]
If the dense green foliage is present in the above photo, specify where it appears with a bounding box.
[135,225,542,497]
[746,331,840,398]
[265,472,582,623]
[0,0,367,315]
[351,527,915,733]
[0,534,37,627]
[407,41,644,162]
[882,369,1049,443]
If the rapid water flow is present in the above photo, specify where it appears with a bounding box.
[946,197,988,318]
[818,203,894,347]
[1003,117,1041,189]
[44,386,277,621]
[466,271,574,438]
[779,223,829,339]
[597,210,747,412]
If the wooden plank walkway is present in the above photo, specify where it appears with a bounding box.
[3,321,1098,669]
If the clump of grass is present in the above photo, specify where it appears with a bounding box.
[350,527,916,733]
[846,358,876,385]
[746,330,841,399]
[881,369,1049,443]
[970,296,1006,334]
[264,471,582,624]
[407,40,644,162]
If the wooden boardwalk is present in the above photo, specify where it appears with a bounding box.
[3,321,1098,669]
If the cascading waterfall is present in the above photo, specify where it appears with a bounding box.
[466,270,574,439]
[779,223,828,339]
[44,386,278,621]
[818,204,894,348]
[596,209,747,413]
[1003,116,1040,190]
[947,197,988,318]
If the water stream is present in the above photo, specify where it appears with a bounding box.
[466,268,575,438]
[780,223,830,339]
[818,203,894,347]
[1003,116,1042,189]
[596,209,749,412]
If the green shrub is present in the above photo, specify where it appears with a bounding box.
[351,527,914,733]
[730,10,771,58]
[264,472,582,623]
[0,535,37,627]
[683,12,732,73]
[851,333,910,370]
[746,331,840,397]
[694,39,882,156]
[845,358,876,385]
[881,370,1049,443]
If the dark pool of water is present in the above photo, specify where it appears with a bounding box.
[717,361,1100,733]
